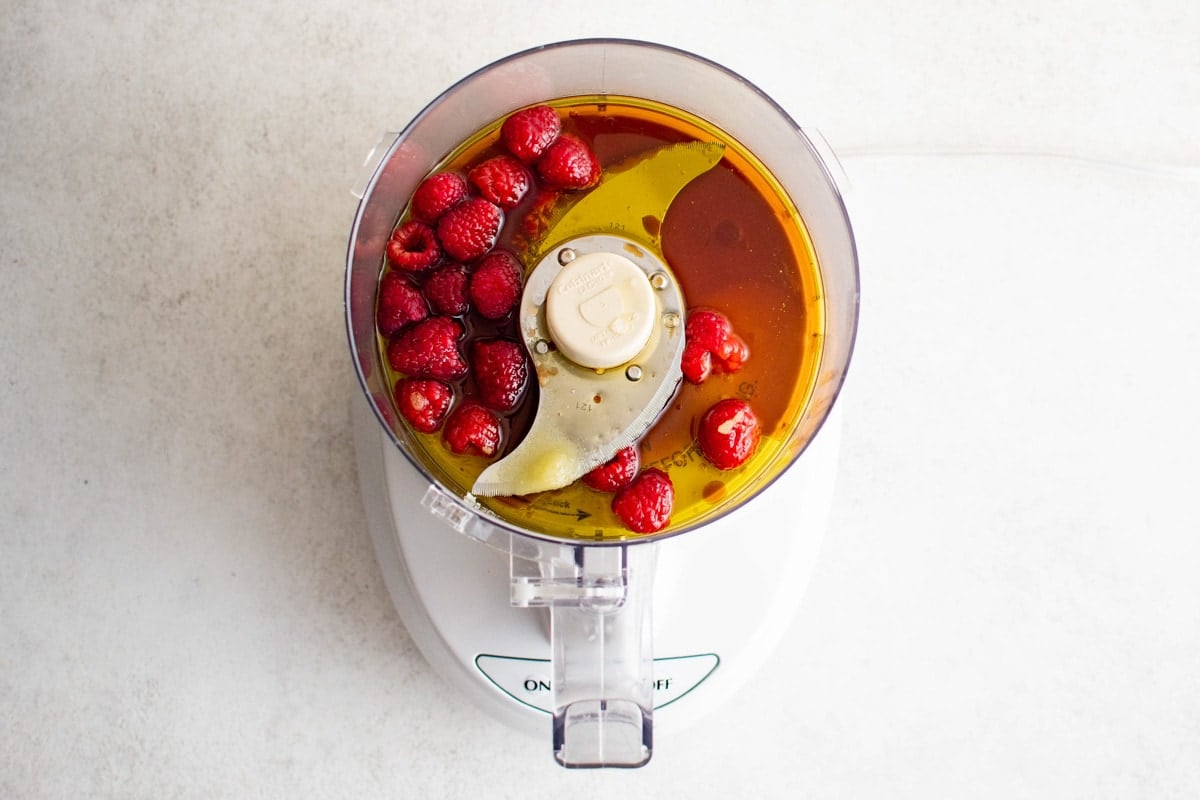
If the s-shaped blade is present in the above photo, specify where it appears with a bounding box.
[472,141,725,498]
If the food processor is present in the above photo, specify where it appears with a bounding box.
[345,39,859,768]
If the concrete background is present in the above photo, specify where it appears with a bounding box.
[3,1,1199,797]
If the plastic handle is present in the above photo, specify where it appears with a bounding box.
[512,543,657,768]
[552,544,655,768]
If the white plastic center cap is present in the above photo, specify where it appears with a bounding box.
[545,251,657,369]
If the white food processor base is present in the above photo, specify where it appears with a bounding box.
[352,388,841,738]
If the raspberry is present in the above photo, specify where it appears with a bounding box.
[501,105,562,164]
[471,338,529,413]
[443,400,502,457]
[386,315,468,381]
[436,197,503,262]
[469,250,523,319]
[376,271,429,337]
[518,187,563,241]
[386,220,441,272]
[685,310,732,352]
[697,398,761,470]
[411,171,468,223]
[716,333,749,373]
[423,263,470,316]
[582,446,640,493]
[537,133,601,190]
[682,309,747,383]
[611,468,674,534]
[681,339,713,385]
[394,378,454,434]
[468,155,531,209]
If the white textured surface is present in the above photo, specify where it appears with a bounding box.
[3,2,1199,798]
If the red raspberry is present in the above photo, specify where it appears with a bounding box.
[518,187,563,240]
[376,271,429,337]
[611,468,674,534]
[423,263,470,316]
[716,333,749,373]
[471,338,529,413]
[682,309,747,382]
[468,155,531,209]
[436,197,503,262]
[469,250,523,319]
[386,220,441,272]
[394,378,454,433]
[681,339,713,385]
[386,316,468,381]
[411,171,468,223]
[501,105,562,164]
[697,398,761,470]
[443,400,502,457]
[685,310,732,352]
[537,133,601,190]
[582,446,640,493]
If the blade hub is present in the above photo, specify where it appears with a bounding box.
[545,250,657,370]
[471,234,686,498]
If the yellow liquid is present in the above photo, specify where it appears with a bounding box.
[379,96,825,540]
